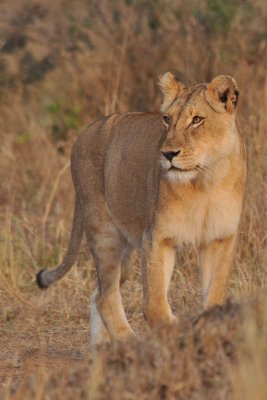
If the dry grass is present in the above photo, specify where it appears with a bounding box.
[0,0,267,399]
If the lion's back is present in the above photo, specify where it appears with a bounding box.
[104,112,163,244]
[71,112,164,245]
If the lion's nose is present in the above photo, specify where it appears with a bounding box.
[162,150,180,161]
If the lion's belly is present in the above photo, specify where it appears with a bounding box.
[156,190,242,246]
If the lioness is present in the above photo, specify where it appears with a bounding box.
[36,73,247,347]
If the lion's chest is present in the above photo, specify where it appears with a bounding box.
[157,188,241,246]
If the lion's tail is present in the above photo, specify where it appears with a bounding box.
[36,198,84,289]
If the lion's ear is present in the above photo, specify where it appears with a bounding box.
[205,75,239,114]
[158,72,185,112]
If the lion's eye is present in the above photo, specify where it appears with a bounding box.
[163,115,171,126]
[192,116,203,125]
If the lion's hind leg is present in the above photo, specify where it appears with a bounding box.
[89,243,134,349]
[87,220,134,346]
[89,287,109,349]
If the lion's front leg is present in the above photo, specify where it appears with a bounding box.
[199,235,236,308]
[142,234,177,328]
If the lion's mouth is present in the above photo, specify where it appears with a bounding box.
[169,166,197,172]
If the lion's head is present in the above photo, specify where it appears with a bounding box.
[159,72,239,183]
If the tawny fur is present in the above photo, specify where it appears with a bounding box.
[36,72,247,347]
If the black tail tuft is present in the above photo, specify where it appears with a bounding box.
[36,269,49,289]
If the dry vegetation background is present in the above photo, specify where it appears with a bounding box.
[0,0,267,399]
